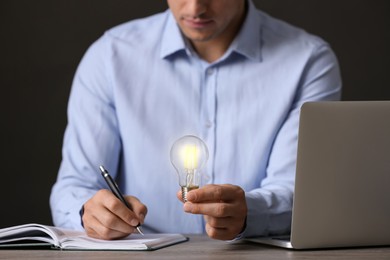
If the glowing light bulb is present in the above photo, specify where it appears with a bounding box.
[170,135,209,202]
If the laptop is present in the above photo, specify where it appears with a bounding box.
[246,101,390,249]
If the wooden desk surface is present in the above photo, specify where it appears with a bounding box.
[1,235,390,260]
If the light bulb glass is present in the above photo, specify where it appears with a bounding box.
[170,135,209,202]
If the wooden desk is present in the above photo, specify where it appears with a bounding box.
[1,235,390,260]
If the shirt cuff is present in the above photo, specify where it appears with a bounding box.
[79,205,85,228]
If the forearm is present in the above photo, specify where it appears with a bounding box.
[50,175,97,230]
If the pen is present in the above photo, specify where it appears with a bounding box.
[99,165,144,235]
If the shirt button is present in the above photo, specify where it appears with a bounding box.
[206,68,214,75]
[205,121,213,128]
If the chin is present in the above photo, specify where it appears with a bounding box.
[184,32,215,43]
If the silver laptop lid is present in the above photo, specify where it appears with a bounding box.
[291,101,390,249]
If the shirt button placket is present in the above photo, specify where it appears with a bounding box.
[203,66,217,185]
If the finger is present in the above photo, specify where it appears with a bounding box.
[203,215,232,229]
[83,190,138,239]
[90,199,136,233]
[125,196,148,224]
[83,206,133,240]
[187,184,244,203]
[100,191,141,227]
[176,190,184,203]
[205,223,238,241]
[183,201,235,217]
[86,218,132,240]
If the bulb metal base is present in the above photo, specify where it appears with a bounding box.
[181,186,199,202]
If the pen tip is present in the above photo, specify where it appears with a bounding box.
[137,227,145,236]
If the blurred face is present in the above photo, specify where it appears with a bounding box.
[167,0,246,44]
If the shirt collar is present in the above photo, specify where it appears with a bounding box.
[160,10,188,59]
[228,0,263,62]
[160,0,263,62]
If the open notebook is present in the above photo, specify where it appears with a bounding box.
[0,223,188,250]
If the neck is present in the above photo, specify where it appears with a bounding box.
[191,40,229,63]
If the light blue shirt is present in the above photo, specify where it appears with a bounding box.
[50,0,341,237]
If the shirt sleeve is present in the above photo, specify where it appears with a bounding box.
[242,43,342,238]
[50,34,121,230]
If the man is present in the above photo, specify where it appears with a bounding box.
[50,0,341,241]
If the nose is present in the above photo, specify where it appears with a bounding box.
[186,0,207,18]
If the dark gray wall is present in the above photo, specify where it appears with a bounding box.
[0,0,388,228]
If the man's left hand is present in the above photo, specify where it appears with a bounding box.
[177,184,247,240]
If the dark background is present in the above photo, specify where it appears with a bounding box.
[0,0,388,228]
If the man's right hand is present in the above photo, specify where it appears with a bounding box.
[82,189,147,240]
